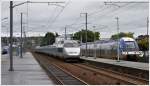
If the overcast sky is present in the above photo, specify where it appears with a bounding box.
[1,0,149,38]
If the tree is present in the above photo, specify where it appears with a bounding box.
[111,32,134,40]
[40,32,56,46]
[136,35,149,51]
[72,29,100,43]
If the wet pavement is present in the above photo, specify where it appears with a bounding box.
[1,52,55,85]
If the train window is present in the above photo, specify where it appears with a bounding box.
[58,48,63,52]
[61,41,64,44]
[64,43,79,47]
[125,41,136,49]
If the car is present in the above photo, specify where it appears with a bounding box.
[2,48,8,54]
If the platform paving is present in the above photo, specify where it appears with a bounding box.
[1,52,55,85]
[80,56,149,71]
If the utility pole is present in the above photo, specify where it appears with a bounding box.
[80,29,83,57]
[80,13,88,57]
[9,1,14,71]
[147,17,149,36]
[23,30,27,49]
[20,13,23,58]
[104,1,120,62]
[65,26,67,40]
[116,17,120,62]
[93,26,96,59]
[80,29,83,45]
[85,13,88,58]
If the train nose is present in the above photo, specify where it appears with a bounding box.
[64,48,80,55]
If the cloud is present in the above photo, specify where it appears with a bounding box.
[1,1,149,38]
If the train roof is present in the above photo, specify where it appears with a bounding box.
[81,37,135,45]
[120,37,135,41]
[81,40,115,45]
[63,40,78,43]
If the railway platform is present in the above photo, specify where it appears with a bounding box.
[80,56,149,79]
[1,52,55,85]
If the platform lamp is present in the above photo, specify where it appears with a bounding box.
[93,26,97,59]
[115,17,120,62]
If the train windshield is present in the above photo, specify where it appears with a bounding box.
[64,43,79,47]
[125,41,136,49]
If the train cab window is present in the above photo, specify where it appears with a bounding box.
[58,48,63,52]
[125,41,136,49]
[64,43,79,47]
[61,41,64,44]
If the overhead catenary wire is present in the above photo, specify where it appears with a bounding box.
[44,6,59,29]
[66,3,115,27]
[34,2,147,36]
[73,3,137,32]
[90,3,148,37]
[47,0,71,29]
[3,1,147,37]
[87,3,134,23]
[26,0,29,36]
[66,2,144,38]
[23,1,65,35]
[66,2,131,30]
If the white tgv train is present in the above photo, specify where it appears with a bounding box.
[35,39,80,61]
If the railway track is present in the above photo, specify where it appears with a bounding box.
[81,63,148,84]
[71,63,148,84]
[32,53,87,85]
[32,52,148,85]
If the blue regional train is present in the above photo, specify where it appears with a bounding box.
[81,37,143,61]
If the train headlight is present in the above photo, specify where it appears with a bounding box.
[68,52,77,54]
[139,51,144,57]
[122,52,127,55]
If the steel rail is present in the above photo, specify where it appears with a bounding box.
[72,63,148,85]
[32,52,86,85]
[32,52,148,85]
[82,63,149,83]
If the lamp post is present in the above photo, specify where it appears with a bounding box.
[80,13,88,57]
[20,13,23,58]
[65,26,67,40]
[104,2,120,62]
[93,26,97,59]
[116,17,120,62]
[80,29,83,57]
[147,17,149,36]
[9,1,14,71]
